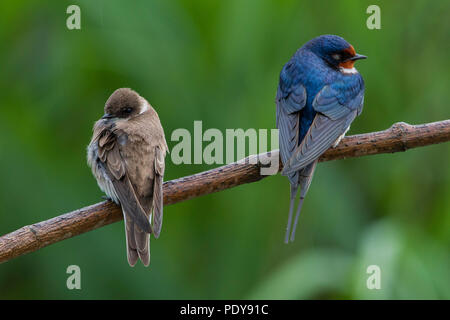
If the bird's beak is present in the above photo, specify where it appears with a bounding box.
[101,113,114,119]
[346,53,367,62]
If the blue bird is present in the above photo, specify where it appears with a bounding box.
[276,35,366,243]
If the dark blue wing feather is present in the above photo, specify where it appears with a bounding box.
[282,76,364,175]
[276,61,307,185]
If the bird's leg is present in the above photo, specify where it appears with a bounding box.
[290,160,318,242]
[101,195,112,201]
[285,185,298,244]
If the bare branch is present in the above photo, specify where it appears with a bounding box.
[1,120,449,263]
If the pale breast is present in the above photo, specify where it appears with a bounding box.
[87,140,120,204]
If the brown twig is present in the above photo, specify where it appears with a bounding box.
[0,120,449,263]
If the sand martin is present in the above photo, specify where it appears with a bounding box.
[88,88,168,266]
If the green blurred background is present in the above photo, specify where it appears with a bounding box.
[0,0,449,299]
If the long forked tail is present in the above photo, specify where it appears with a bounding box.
[284,160,318,243]
[289,160,317,242]
[285,184,299,244]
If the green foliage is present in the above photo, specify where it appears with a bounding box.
[0,0,448,299]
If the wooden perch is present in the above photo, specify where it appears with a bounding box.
[1,120,449,263]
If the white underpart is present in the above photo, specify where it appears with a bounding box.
[333,125,350,147]
[86,142,120,204]
[339,67,358,74]
[139,98,149,114]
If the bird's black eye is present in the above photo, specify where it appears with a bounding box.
[122,107,133,114]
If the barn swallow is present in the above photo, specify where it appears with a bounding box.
[87,88,168,266]
[276,35,366,243]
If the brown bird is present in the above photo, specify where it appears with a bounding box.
[87,88,168,266]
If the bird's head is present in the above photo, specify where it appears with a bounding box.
[306,35,367,71]
[102,88,149,120]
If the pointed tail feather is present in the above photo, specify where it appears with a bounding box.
[124,214,138,267]
[289,160,317,242]
[289,196,305,243]
[124,211,150,267]
[284,185,298,244]
[134,226,150,267]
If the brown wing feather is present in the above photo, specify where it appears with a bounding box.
[134,228,150,266]
[152,146,165,238]
[96,127,152,234]
[124,215,139,267]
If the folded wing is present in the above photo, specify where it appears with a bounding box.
[152,146,165,238]
[282,82,364,175]
[276,61,307,186]
[97,128,153,234]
